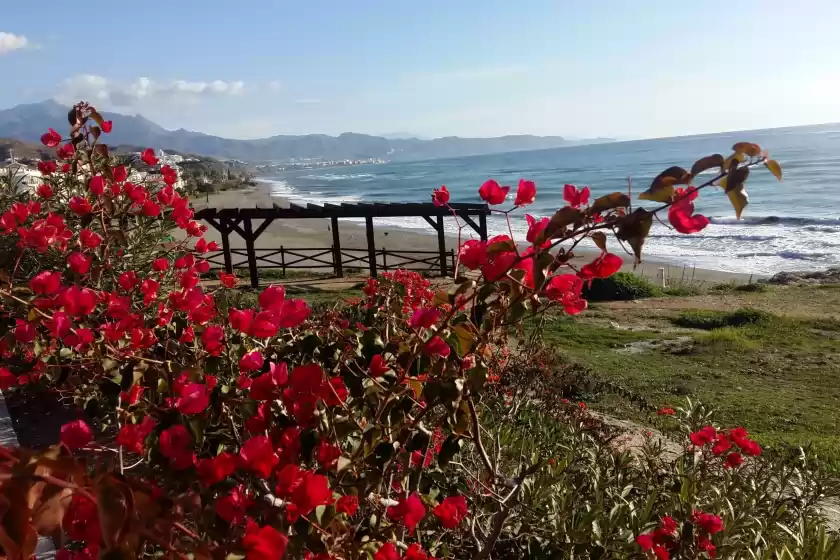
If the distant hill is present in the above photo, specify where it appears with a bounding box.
[0,100,612,163]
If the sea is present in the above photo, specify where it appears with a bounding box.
[257,123,840,275]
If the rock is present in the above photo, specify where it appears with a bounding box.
[764,267,840,285]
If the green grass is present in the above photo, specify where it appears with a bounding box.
[581,272,663,301]
[531,296,840,471]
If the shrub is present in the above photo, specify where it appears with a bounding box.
[672,307,772,330]
[0,106,820,559]
[581,271,662,301]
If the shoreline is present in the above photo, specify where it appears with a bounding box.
[193,185,760,285]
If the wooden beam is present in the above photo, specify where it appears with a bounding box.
[460,214,481,236]
[421,215,439,231]
[436,215,448,277]
[365,216,377,277]
[220,217,233,274]
[331,216,343,278]
[479,212,488,241]
[243,219,259,289]
[253,218,275,239]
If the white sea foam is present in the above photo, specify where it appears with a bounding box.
[300,173,376,181]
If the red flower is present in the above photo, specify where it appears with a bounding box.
[478,179,510,205]
[668,187,709,234]
[60,419,93,450]
[79,228,103,249]
[196,452,237,486]
[142,200,161,217]
[579,253,622,280]
[514,178,536,206]
[660,515,678,535]
[711,434,732,456]
[315,441,341,469]
[88,175,105,196]
[424,336,451,358]
[259,284,286,311]
[141,148,159,166]
[249,310,279,338]
[242,519,288,560]
[544,273,582,301]
[116,416,156,454]
[692,511,724,535]
[689,425,716,447]
[636,532,654,551]
[0,368,15,390]
[563,184,590,208]
[239,435,279,478]
[68,252,93,275]
[458,239,488,270]
[30,270,61,294]
[219,272,237,288]
[287,471,333,521]
[336,495,359,516]
[216,485,253,524]
[276,298,311,328]
[41,128,62,147]
[101,120,113,133]
[36,183,54,199]
[432,185,450,207]
[63,493,100,544]
[69,196,92,216]
[118,271,139,291]
[525,214,549,244]
[374,542,399,560]
[159,424,194,469]
[403,543,429,560]
[697,535,717,558]
[57,143,75,159]
[240,351,264,373]
[176,383,210,415]
[725,452,744,468]
[433,495,468,528]
[410,307,440,329]
[112,164,127,183]
[152,257,169,271]
[14,320,35,344]
[386,492,425,533]
[201,325,225,355]
[38,160,57,175]
[120,384,144,406]
[657,407,676,416]
[370,354,390,376]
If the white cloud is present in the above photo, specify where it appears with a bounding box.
[0,32,28,55]
[56,74,245,108]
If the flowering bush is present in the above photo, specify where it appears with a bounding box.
[0,103,831,560]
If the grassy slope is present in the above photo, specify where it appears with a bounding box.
[533,284,840,470]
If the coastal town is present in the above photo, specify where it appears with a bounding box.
[256,157,387,172]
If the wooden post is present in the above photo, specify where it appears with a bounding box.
[331,216,343,278]
[243,219,259,289]
[220,218,233,274]
[436,215,448,277]
[280,246,286,278]
[365,216,377,277]
[382,248,388,271]
[479,212,488,242]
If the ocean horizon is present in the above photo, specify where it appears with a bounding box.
[256,122,840,275]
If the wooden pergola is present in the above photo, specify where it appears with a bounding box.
[194,202,490,288]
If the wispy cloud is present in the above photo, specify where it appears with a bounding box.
[0,32,28,55]
[56,75,245,108]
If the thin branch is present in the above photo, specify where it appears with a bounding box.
[467,397,496,478]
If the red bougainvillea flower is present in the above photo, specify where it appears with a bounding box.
[386,492,426,533]
[374,542,399,560]
[176,382,210,415]
[458,239,488,270]
[579,253,622,280]
[544,274,587,315]
[697,535,716,558]
[657,407,676,416]
[57,143,75,160]
[563,184,590,208]
[14,320,35,344]
[142,200,161,217]
[30,271,61,294]
[242,519,288,560]
[63,493,100,544]
[276,299,312,328]
[196,452,237,486]
[433,495,468,528]
[336,495,359,516]
[370,354,390,376]
[240,351,265,373]
[239,435,279,478]
[219,272,238,288]
[636,533,654,551]
[479,179,510,205]
[259,284,286,311]
[68,252,93,275]
[689,425,716,447]
[152,257,169,272]
[692,511,724,534]
[201,325,225,356]
[60,419,93,450]
[711,433,732,456]
[69,196,92,216]
[38,160,57,175]
[432,185,450,207]
[41,128,62,147]
[410,307,440,329]
[159,425,194,469]
[425,336,451,358]
[216,485,253,524]
[101,120,113,133]
[525,214,550,245]
[141,148,159,166]
[36,183,53,199]
[120,384,144,406]
[404,543,429,560]
[79,228,103,249]
[725,451,744,468]
[112,164,127,183]
[0,368,16,391]
[287,471,333,522]
[668,187,709,234]
[88,175,105,196]
[316,441,341,469]
[514,179,536,206]
[728,426,762,456]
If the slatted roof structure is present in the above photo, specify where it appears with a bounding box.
[194,201,490,287]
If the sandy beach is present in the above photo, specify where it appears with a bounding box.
[193,185,759,286]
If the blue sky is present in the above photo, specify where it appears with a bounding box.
[2,0,839,140]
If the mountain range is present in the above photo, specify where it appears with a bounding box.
[0,100,612,163]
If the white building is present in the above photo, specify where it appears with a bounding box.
[0,161,42,194]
